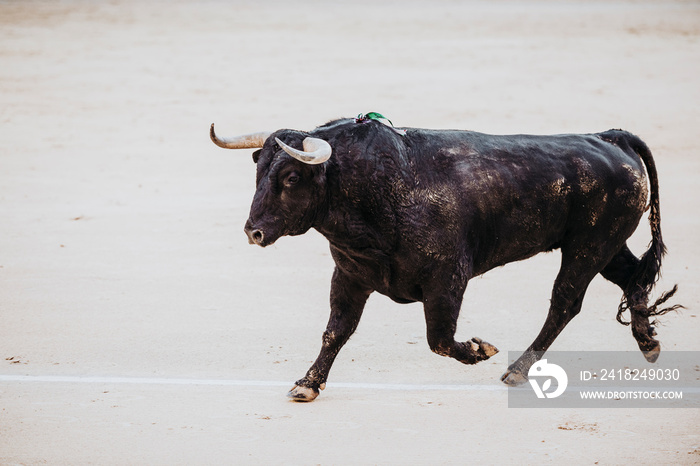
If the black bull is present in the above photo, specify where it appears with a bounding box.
[210,117,680,402]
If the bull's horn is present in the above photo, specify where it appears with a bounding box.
[275,137,332,165]
[210,123,272,149]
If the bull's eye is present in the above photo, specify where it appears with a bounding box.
[284,173,300,188]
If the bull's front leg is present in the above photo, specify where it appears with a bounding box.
[287,268,372,402]
[423,284,499,365]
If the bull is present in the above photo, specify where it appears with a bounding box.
[210,115,680,402]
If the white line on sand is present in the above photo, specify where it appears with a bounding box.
[0,374,506,391]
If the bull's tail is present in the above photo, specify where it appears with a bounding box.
[613,131,683,325]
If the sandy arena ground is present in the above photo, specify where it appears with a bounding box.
[1,1,699,464]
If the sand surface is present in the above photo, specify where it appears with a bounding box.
[1,1,699,464]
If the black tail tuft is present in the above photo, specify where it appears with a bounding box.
[617,284,684,326]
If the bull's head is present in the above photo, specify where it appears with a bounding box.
[210,124,332,247]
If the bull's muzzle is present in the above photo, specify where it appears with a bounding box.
[244,222,265,246]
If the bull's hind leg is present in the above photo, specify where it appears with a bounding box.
[501,247,607,386]
[601,245,662,362]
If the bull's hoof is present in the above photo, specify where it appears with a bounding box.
[470,337,499,359]
[500,368,528,386]
[287,385,319,402]
[287,382,325,402]
[642,341,661,363]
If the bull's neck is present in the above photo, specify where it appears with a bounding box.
[314,169,396,255]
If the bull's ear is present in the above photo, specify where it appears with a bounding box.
[252,149,262,164]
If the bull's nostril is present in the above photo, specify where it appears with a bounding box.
[244,225,265,245]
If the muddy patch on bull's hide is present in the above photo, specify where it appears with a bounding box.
[573,157,599,195]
